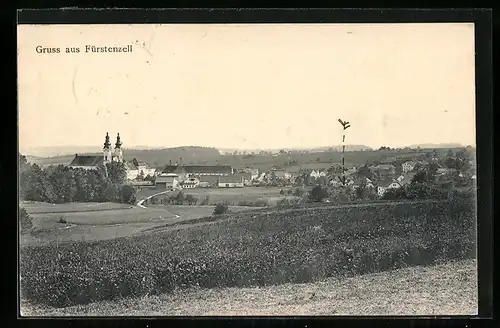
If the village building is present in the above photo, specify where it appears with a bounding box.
[181,177,200,189]
[197,175,220,188]
[155,173,179,190]
[401,161,417,173]
[218,175,245,188]
[162,164,232,182]
[376,178,403,197]
[351,177,375,190]
[310,169,327,179]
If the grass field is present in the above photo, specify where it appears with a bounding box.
[21,201,134,214]
[20,200,179,246]
[19,198,476,308]
[21,258,477,316]
[158,187,303,206]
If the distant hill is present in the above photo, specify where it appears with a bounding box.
[218,145,373,154]
[24,146,222,168]
[406,143,465,149]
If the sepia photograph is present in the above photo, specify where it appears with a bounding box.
[18,21,478,316]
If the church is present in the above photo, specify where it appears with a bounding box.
[69,132,124,170]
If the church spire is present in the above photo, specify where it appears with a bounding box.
[115,133,122,149]
[103,132,111,149]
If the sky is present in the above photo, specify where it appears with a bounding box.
[18,23,476,152]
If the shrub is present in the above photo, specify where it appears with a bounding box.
[293,187,304,197]
[185,194,198,205]
[213,203,229,215]
[309,185,329,202]
[19,207,33,233]
[58,217,67,224]
[120,185,137,205]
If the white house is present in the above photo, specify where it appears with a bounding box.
[218,175,244,188]
[181,177,200,189]
[377,179,402,197]
[133,159,156,177]
[155,173,179,190]
[310,170,327,179]
[401,161,417,173]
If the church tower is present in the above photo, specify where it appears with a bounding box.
[103,132,112,163]
[113,133,124,163]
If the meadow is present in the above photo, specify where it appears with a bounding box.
[21,201,134,214]
[154,187,303,206]
[20,201,179,246]
[19,198,476,308]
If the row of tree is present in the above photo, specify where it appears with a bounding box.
[19,154,137,205]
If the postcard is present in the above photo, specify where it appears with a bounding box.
[18,20,478,316]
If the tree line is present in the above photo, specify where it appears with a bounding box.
[19,154,137,205]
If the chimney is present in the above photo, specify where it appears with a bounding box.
[75,154,78,157]
[180,158,183,166]
[170,160,172,166]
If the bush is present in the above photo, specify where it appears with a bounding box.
[58,217,67,224]
[185,194,198,205]
[308,185,329,202]
[120,185,137,205]
[19,207,33,233]
[20,199,476,308]
[213,203,229,215]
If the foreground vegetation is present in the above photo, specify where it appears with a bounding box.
[21,259,477,316]
[19,154,137,205]
[20,196,475,308]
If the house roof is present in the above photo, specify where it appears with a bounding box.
[219,175,244,183]
[196,175,220,184]
[162,165,232,174]
[70,155,104,167]
[125,161,138,170]
[183,177,199,184]
[137,161,152,168]
[376,164,396,170]
[156,176,176,183]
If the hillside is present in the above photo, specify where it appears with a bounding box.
[21,258,477,316]
[20,199,475,308]
[25,147,222,168]
[24,146,471,170]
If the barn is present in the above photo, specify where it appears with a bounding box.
[218,175,244,188]
[155,173,179,190]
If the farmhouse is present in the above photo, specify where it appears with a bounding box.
[374,164,396,179]
[218,175,244,188]
[162,164,232,182]
[197,175,220,188]
[155,173,179,190]
[377,178,402,197]
[402,161,417,173]
[310,169,327,179]
[182,177,200,189]
[131,158,156,177]
[69,132,124,170]
[352,177,375,189]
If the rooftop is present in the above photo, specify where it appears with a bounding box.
[219,175,244,183]
[69,154,104,167]
[163,165,232,174]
